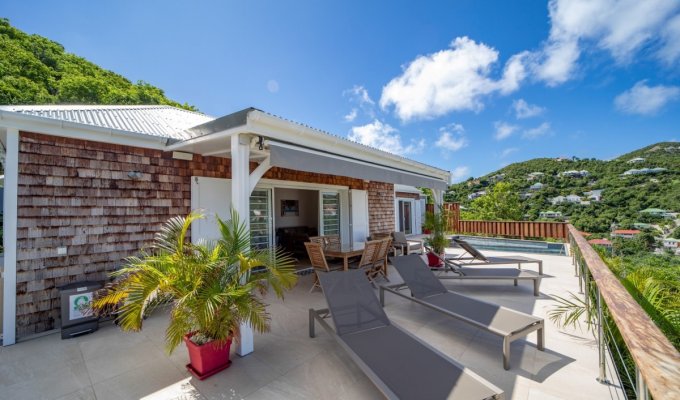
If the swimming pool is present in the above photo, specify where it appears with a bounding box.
[452,235,567,255]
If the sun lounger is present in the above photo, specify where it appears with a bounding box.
[449,238,544,275]
[309,270,504,400]
[427,252,542,296]
[383,255,545,370]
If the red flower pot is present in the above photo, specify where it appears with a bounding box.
[184,334,232,380]
[426,251,444,268]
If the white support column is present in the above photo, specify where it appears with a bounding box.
[432,188,444,207]
[3,128,19,346]
[231,133,254,356]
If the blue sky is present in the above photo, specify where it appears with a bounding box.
[4,0,680,181]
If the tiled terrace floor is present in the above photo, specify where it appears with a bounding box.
[0,250,627,399]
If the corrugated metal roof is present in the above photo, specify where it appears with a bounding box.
[0,105,214,140]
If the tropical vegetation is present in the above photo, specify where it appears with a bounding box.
[92,210,297,353]
[0,18,195,109]
[446,142,680,234]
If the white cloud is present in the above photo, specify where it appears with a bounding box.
[523,122,552,139]
[501,147,519,158]
[494,121,519,140]
[435,124,468,156]
[512,99,545,119]
[379,37,527,121]
[347,120,424,155]
[531,0,680,85]
[614,80,680,115]
[659,14,680,64]
[450,166,471,183]
[343,85,376,121]
[344,108,358,122]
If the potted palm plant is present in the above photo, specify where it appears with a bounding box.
[424,206,450,268]
[93,210,297,380]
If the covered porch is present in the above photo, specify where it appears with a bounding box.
[0,250,624,399]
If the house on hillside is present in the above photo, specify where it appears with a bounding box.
[583,189,602,202]
[520,191,533,199]
[551,194,582,205]
[489,173,505,182]
[588,238,612,248]
[468,190,486,200]
[627,157,645,163]
[527,171,544,181]
[560,170,589,178]
[640,208,676,219]
[539,210,563,219]
[0,105,450,346]
[529,182,545,191]
[611,229,641,239]
[662,238,680,253]
[622,167,667,176]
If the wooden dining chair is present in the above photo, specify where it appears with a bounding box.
[370,238,391,282]
[309,236,326,245]
[348,239,382,286]
[305,242,343,292]
[324,235,341,247]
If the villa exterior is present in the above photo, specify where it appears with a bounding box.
[0,105,450,346]
[611,229,641,239]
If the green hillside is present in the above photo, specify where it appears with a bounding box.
[446,142,680,234]
[0,18,195,110]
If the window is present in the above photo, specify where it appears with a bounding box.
[321,192,340,236]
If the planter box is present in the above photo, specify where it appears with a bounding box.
[426,252,444,268]
[184,334,232,380]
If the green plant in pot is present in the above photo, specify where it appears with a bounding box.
[424,206,450,267]
[93,210,297,379]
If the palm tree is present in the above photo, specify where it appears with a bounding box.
[93,209,297,354]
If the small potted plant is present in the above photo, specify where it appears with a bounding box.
[424,206,450,268]
[93,210,297,380]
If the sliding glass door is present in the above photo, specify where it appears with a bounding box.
[398,199,413,234]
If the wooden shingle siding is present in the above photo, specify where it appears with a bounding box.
[368,181,395,235]
[15,131,388,336]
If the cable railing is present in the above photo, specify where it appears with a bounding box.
[568,224,680,400]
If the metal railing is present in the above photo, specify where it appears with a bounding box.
[568,224,680,399]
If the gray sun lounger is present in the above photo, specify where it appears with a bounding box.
[428,252,542,296]
[450,238,544,275]
[309,270,504,399]
[383,255,545,370]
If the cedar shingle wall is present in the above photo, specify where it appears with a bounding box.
[15,132,378,336]
[368,181,395,235]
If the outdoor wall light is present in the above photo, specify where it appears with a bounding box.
[127,171,143,180]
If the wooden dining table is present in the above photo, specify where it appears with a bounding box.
[322,242,365,271]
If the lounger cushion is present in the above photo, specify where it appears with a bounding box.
[390,254,448,298]
[342,325,501,400]
[424,292,541,335]
[318,270,390,336]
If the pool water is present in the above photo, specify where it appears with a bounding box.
[453,235,567,255]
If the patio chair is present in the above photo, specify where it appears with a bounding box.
[305,242,343,292]
[450,238,544,275]
[348,239,382,286]
[384,255,545,370]
[324,234,341,247]
[391,231,424,255]
[309,270,504,400]
[369,237,392,282]
[428,251,542,296]
[309,236,326,245]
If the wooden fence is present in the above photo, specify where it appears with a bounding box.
[426,203,568,240]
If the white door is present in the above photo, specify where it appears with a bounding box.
[350,189,369,242]
[250,188,273,250]
[414,199,424,235]
[190,177,232,242]
[396,199,414,234]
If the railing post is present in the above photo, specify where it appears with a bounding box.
[636,366,650,400]
[596,287,608,384]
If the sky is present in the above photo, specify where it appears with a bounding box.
[4,0,680,181]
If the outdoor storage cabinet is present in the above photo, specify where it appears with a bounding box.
[59,281,102,339]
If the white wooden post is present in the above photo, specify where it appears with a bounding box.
[231,133,254,356]
[432,188,444,207]
[2,128,19,346]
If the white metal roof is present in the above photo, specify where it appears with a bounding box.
[0,105,214,140]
